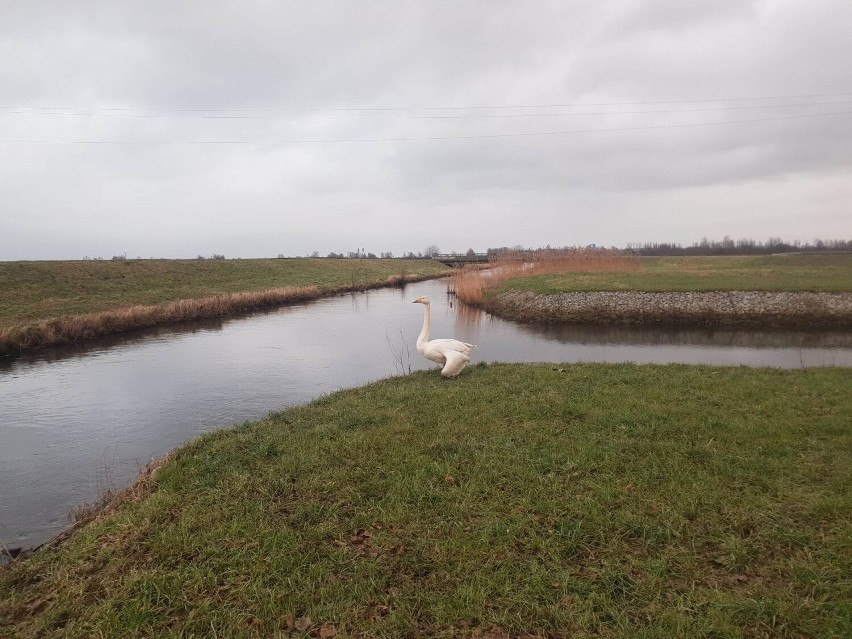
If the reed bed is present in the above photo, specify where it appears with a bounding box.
[0,273,438,355]
[450,248,641,305]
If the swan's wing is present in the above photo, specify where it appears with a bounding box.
[430,338,477,355]
[441,350,470,377]
[419,345,447,365]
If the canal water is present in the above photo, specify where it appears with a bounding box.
[2,278,851,552]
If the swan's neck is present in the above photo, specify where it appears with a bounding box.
[417,303,431,345]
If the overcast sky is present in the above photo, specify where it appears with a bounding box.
[1,0,850,260]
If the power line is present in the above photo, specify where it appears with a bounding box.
[2,91,852,114]
[2,109,850,145]
[2,100,852,120]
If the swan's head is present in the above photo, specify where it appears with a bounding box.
[412,296,430,305]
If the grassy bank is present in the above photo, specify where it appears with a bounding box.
[0,258,447,326]
[0,259,447,353]
[492,255,852,296]
[2,364,850,638]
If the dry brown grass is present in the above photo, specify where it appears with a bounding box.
[0,286,319,354]
[450,248,641,305]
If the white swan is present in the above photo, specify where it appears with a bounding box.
[413,296,476,377]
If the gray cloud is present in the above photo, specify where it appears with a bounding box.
[1,0,850,259]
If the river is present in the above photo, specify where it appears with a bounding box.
[2,278,851,552]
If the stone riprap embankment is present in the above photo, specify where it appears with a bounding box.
[488,290,852,328]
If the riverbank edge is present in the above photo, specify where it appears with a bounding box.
[1,452,174,563]
[2,364,850,638]
[0,272,447,356]
[482,289,852,328]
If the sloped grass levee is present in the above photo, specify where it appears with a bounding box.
[0,258,448,354]
[0,286,322,354]
[491,254,852,296]
[2,364,850,638]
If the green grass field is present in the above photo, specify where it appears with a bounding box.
[3,364,849,638]
[493,254,852,296]
[0,258,447,329]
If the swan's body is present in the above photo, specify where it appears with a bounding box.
[413,296,476,377]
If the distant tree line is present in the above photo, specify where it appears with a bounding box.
[297,237,852,261]
[625,237,852,256]
[486,244,533,257]
[85,237,850,262]
[305,245,443,260]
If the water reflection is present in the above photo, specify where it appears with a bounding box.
[449,297,484,328]
[447,298,851,369]
[510,319,852,349]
